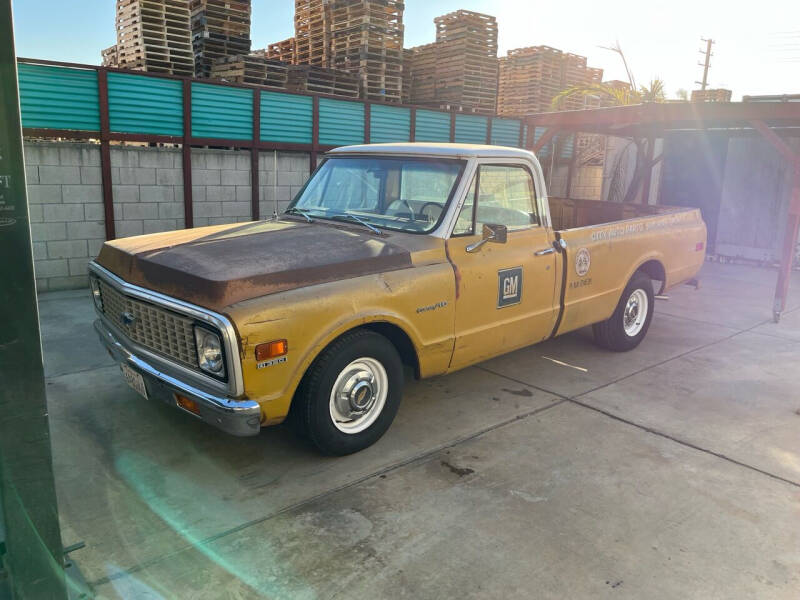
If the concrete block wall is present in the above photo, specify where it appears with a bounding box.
[190,149,253,227]
[24,141,311,291]
[25,142,106,292]
[110,146,186,237]
[258,151,311,218]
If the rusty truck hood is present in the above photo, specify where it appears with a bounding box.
[95,219,426,311]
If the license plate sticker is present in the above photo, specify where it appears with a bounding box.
[121,364,148,400]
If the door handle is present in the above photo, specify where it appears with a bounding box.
[534,247,556,256]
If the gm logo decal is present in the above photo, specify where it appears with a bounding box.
[498,267,523,308]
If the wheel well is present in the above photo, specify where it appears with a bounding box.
[636,260,666,294]
[361,322,420,379]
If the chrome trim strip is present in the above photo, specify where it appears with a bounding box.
[95,320,261,437]
[88,262,245,397]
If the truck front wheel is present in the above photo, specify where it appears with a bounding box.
[593,271,654,352]
[296,330,404,455]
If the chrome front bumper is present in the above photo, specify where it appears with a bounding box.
[94,318,262,436]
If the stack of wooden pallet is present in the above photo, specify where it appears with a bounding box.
[115,0,195,76]
[327,0,404,102]
[432,10,498,114]
[191,0,252,78]
[405,10,498,115]
[267,37,297,64]
[101,45,119,67]
[209,54,290,88]
[497,45,603,116]
[287,64,361,98]
[294,0,330,67]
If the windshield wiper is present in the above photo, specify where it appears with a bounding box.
[284,207,313,223]
[330,213,381,235]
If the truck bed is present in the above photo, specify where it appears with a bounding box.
[548,197,680,231]
[548,199,707,336]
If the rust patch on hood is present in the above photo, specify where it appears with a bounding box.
[96,220,414,311]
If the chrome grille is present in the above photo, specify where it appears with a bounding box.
[98,280,198,368]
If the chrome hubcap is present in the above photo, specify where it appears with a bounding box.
[329,357,388,434]
[623,289,648,337]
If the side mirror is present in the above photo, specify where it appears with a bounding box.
[466,223,508,253]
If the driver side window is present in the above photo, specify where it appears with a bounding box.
[453,164,538,236]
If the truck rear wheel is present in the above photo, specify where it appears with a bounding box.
[593,271,654,352]
[296,329,404,455]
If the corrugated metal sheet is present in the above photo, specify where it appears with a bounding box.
[534,126,551,157]
[260,91,312,143]
[192,83,253,140]
[490,118,521,147]
[560,134,574,159]
[108,72,183,136]
[319,98,364,146]
[370,105,410,143]
[17,63,99,131]
[415,109,451,142]
[455,114,488,144]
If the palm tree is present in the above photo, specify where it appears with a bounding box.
[550,78,665,110]
[547,44,667,204]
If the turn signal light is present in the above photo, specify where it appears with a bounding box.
[255,339,288,361]
[175,394,200,415]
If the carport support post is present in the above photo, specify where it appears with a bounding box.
[0,2,69,597]
[750,119,800,322]
[773,171,800,322]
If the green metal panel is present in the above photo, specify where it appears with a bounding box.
[415,109,450,142]
[491,118,521,147]
[560,134,574,159]
[260,91,312,144]
[108,72,183,136]
[319,98,364,146]
[192,82,253,140]
[17,63,99,131]
[370,104,410,143]
[455,114,488,144]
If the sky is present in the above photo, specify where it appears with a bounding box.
[10,0,800,100]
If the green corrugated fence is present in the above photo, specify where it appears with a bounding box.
[17,61,530,151]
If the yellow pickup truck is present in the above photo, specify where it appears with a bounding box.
[90,143,706,454]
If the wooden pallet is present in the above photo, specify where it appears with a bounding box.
[115,0,195,76]
[101,45,119,67]
[326,0,404,102]
[405,10,497,114]
[190,0,252,77]
[294,0,330,66]
[287,64,361,97]
[209,54,289,88]
[497,45,603,117]
[267,37,297,64]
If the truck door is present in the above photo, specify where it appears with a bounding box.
[446,163,559,370]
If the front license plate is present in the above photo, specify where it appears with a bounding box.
[121,364,148,400]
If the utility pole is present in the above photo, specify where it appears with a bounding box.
[696,37,714,90]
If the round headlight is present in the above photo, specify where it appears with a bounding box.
[194,327,225,376]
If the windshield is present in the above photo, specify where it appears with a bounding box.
[287,156,465,233]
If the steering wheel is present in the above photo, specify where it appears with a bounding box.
[419,202,444,224]
[386,199,415,220]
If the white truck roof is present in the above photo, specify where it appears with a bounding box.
[328,142,537,161]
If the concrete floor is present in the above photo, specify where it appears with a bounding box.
[40,262,800,599]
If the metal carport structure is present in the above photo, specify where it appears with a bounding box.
[527,102,800,322]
